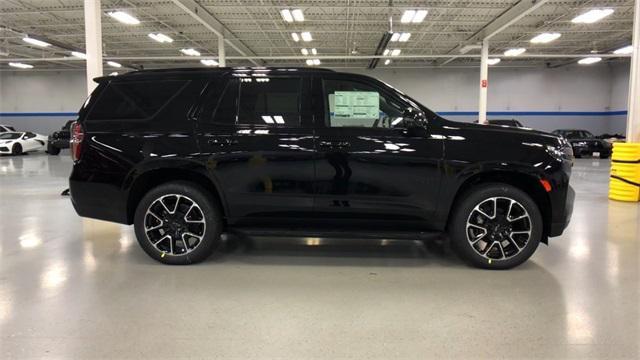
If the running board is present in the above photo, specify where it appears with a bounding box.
[226,227,443,241]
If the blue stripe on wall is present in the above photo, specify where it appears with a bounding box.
[0,110,629,118]
[0,112,78,117]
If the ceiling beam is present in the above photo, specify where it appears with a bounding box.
[437,0,551,66]
[169,0,261,66]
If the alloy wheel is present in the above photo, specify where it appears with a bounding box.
[465,196,532,260]
[144,194,206,256]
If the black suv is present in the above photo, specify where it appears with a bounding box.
[47,120,74,155]
[552,129,612,159]
[69,68,574,269]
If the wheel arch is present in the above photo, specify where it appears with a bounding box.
[125,166,227,225]
[446,170,552,243]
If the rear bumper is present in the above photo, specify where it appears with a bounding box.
[549,185,575,237]
[69,168,130,224]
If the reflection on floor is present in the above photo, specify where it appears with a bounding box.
[0,153,638,359]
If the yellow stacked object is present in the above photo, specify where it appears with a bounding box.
[609,142,640,202]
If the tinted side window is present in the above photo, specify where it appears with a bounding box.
[88,80,187,120]
[323,79,406,128]
[211,79,239,125]
[238,78,300,127]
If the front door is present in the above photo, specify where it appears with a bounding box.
[195,74,316,225]
[312,76,442,229]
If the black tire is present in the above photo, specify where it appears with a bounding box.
[448,183,542,270]
[47,143,61,155]
[134,181,223,265]
[11,143,22,155]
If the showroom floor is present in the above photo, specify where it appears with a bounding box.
[0,153,638,359]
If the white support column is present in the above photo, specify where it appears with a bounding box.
[218,35,226,67]
[84,0,103,95]
[627,0,640,142]
[478,39,489,125]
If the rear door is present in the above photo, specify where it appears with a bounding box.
[312,75,442,228]
[195,73,316,224]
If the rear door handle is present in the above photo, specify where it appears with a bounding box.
[319,141,350,149]
[208,138,237,146]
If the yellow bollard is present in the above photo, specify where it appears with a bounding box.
[609,142,640,202]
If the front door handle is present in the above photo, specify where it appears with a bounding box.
[319,141,351,149]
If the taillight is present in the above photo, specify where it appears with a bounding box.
[70,121,84,161]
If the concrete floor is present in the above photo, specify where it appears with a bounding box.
[0,152,638,359]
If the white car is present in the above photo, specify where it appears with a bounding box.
[0,131,48,155]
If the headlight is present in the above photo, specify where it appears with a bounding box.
[547,144,573,161]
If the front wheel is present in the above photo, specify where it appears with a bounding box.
[134,181,223,265]
[47,143,61,155]
[11,143,23,155]
[448,183,542,269]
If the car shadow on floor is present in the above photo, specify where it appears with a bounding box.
[208,233,471,268]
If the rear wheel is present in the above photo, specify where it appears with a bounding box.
[448,183,542,269]
[11,143,22,155]
[134,181,223,265]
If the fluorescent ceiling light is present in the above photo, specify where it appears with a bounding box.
[578,57,602,65]
[71,51,87,59]
[281,9,304,22]
[487,58,501,65]
[613,45,633,55]
[311,48,317,55]
[22,37,50,47]
[399,33,411,42]
[459,44,482,54]
[280,9,293,22]
[261,116,274,124]
[391,32,411,42]
[107,61,122,68]
[530,32,561,44]
[383,49,390,56]
[572,9,614,24]
[301,32,312,42]
[291,9,304,22]
[313,59,320,65]
[8,62,33,69]
[384,59,391,65]
[107,11,140,25]
[291,33,300,42]
[504,48,526,57]
[301,48,309,55]
[200,59,219,66]
[391,49,401,56]
[180,48,200,56]
[306,59,314,66]
[148,33,173,43]
[401,9,428,23]
[273,116,285,124]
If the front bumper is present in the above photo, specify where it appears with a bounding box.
[549,184,575,237]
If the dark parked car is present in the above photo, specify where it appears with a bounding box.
[475,119,524,128]
[69,67,574,269]
[47,120,74,155]
[551,129,612,158]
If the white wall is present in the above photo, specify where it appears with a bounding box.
[0,70,86,134]
[0,63,631,135]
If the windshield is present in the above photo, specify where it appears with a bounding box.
[0,132,23,140]
[561,130,594,139]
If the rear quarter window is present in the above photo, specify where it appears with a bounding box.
[87,80,188,121]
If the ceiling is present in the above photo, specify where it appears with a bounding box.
[0,0,635,71]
